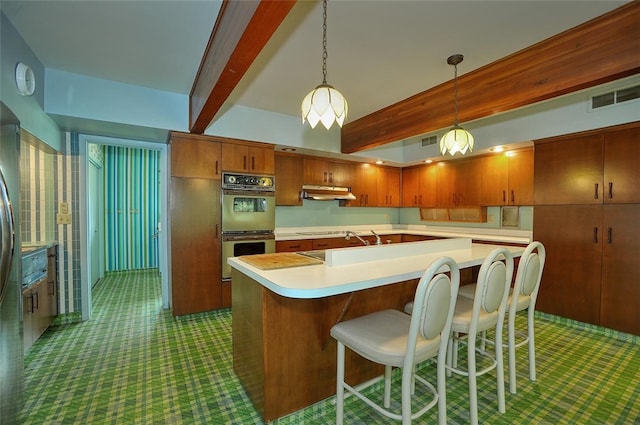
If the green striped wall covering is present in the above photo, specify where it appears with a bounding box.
[104,146,159,271]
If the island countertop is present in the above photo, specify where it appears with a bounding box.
[228,237,524,299]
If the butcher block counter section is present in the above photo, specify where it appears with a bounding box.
[237,252,322,270]
[229,238,524,421]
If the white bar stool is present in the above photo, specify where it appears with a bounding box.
[330,256,460,425]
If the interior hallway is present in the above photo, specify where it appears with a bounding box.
[21,269,640,424]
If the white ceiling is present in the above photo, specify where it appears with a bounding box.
[1,0,630,139]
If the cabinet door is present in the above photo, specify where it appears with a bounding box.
[376,167,401,207]
[603,127,640,204]
[249,146,275,174]
[402,167,420,207]
[303,158,330,185]
[436,162,457,206]
[23,289,34,352]
[508,148,534,205]
[534,135,604,205]
[350,164,376,207]
[600,204,640,335]
[171,135,221,179]
[533,205,602,325]
[275,154,303,206]
[455,158,481,206]
[480,154,509,205]
[419,164,438,207]
[329,162,352,187]
[170,177,222,315]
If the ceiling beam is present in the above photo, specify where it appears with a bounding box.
[341,1,640,154]
[189,0,296,134]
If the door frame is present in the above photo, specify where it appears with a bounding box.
[78,135,169,321]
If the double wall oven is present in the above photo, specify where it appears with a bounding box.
[221,172,275,279]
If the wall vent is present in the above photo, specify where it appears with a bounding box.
[591,84,640,110]
[421,135,438,147]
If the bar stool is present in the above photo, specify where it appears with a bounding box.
[330,256,460,425]
[458,241,545,394]
[446,247,513,425]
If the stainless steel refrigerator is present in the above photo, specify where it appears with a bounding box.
[0,102,23,424]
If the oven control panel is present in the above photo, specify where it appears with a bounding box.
[222,173,275,191]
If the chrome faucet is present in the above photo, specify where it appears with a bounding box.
[371,230,382,245]
[345,230,369,246]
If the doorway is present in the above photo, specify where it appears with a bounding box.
[79,136,169,321]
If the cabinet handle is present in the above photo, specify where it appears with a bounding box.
[385,195,389,205]
[29,294,34,314]
[34,292,39,310]
[290,245,302,249]
[243,156,247,170]
[215,160,219,176]
[593,227,598,243]
[502,190,506,203]
[323,171,328,183]
[607,227,612,244]
[418,195,422,206]
[389,195,392,205]
[413,195,417,205]
[510,190,515,203]
[251,157,255,170]
[48,280,55,296]
[365,194,368,205]
[317,243,329,248]
[594,183,599,199]
[329,172,333,183]
[608,182,613,199]
[215,224,219,238]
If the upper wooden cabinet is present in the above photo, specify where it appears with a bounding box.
[534,123,640,205]
[376,167,401,207]
[170,133,221,179]
[402,164,437,207]
[275,153,303,206]
[350,163,377,207]
[437,159,482,206]
[222,143,274,174]
[303,158,352,186]
[481,148,533,206]
[603,126,640,204]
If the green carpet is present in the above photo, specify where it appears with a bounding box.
[21,269,639,424]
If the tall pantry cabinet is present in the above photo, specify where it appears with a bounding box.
[533,123,640,335]
[169,133,223,316]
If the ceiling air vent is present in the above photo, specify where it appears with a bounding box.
[591,84,640,110]
[421,135,438,147]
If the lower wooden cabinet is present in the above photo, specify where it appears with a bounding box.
[534,204,640,335]
[23,277,56,353]
[276,239,313,253]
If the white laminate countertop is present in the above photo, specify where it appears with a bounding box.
[228,238,525,299]
[275,224,532,245]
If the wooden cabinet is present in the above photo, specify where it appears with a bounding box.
[402,164,437,207]
[303,158,352,186]
[222,143,274,174]
[533,123,640,335]
[602,126,640,204]
[276,239,313,253]
[481,148,533,206]
[350,163,377,207]
[275,153,303,206]
[23,276,56,353]
[170,178,222,315]
[376,167,401,207]
[170,133,221,179]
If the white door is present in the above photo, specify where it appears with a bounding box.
[88,159,104,287]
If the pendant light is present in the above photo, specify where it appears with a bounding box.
[301,0,348,130]
[440,54,474,155]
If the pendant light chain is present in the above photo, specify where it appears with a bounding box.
[453,62,459,126]
[321,0,328,85]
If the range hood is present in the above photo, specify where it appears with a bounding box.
[302,185,356,201]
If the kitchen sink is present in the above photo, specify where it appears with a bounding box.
[297,250,326,261]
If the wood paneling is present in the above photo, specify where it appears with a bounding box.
[341,2,640,153]
[190,1,295,133]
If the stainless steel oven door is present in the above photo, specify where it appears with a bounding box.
[222,234,275,279]
[221,190,275,233]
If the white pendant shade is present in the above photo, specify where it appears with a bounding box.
[440,125,474,155]
[302,83,348,129]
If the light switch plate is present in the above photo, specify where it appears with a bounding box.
[59,201,69,214]
[56,213,71,225]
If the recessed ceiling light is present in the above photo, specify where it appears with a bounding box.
[375,160,384,164]
[490,146,505,153]
[281,147,297,152]
[424,159,433,164]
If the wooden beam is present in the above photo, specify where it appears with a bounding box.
[189,0,296,134]
[341,1,640,154]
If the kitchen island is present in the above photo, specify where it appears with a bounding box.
[228,238,524,421]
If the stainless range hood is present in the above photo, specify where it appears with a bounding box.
[302,185,356,201]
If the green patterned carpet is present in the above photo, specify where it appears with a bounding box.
[22,269,639,424]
